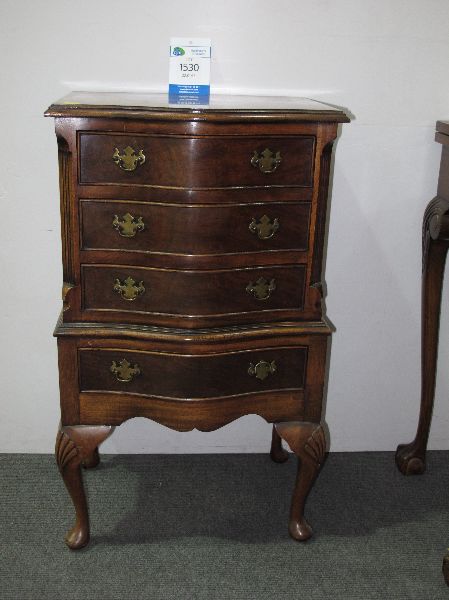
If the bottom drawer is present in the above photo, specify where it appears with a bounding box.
[79,347,307,399]
[57,327,329,430]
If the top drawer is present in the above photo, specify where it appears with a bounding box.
[78,133,315,188]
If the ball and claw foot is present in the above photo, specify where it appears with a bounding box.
[395,442,426,475]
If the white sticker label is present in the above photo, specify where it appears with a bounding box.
[169,37,211,97]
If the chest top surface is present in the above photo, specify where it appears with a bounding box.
[45,91,350,123]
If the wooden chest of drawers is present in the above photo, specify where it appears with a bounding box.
[46,92,349,549]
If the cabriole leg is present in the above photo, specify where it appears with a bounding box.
[443,550,449,586]
[55,424,114,549]
[275,421,326,541]
[83,447,100,469]
[270,424,289,463]
[396,197,449,475]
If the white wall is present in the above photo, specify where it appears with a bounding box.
[1,0,449,453]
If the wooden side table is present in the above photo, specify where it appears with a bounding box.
[395,120,449,585]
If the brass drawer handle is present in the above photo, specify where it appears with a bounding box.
[249,215,280,240]
[110,359,141,382]
[112,146,146,171]
[248,360,276,381]
[251,148,281,173]
[246,277,276,300]
[113,276,145,301]
[112,213,145,238]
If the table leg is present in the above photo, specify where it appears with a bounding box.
[443,550,449,586]
[55,423,114,549]
[396,197,449,475]
[83,447,100,469]
[275,421,326,541]
[270,424,289,463]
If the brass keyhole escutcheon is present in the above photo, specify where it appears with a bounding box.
[112,146,146,171]
[250,148,282,173]
[249,215,280,240]
[110,359,141,383]
[246,277,276,301]
[248,360,276,381]
[113,276,146,301]
[112,213,145,238]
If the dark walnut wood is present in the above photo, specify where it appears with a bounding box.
[275,422,327,541]
[82,447,100,469]
[55,424,113,549]
[57,329,329,428]
[443,550,449,586]
[396,122,449,476]
[81,263,307,327]
[79,133,315,188]
[51,114,340,325]
[78,346,308,398]
[270,425,289,463]
[80,200,311,255]
[45,91,350,123]
[396,196,449,474]
[46,92,349,547]
[393,122,449,586]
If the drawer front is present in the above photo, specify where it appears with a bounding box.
[80,200,311,254]
[78,133,315,188]
[81,264,305,320]
[79,347,307,399]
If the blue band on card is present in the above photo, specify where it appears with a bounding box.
[169,84,210,96]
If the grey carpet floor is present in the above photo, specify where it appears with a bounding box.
[1,452,448,600]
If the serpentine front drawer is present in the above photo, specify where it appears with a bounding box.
[78,133,315,188]
[81,264,306,327]
[78,346,308,400]
[80,200,311,255]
